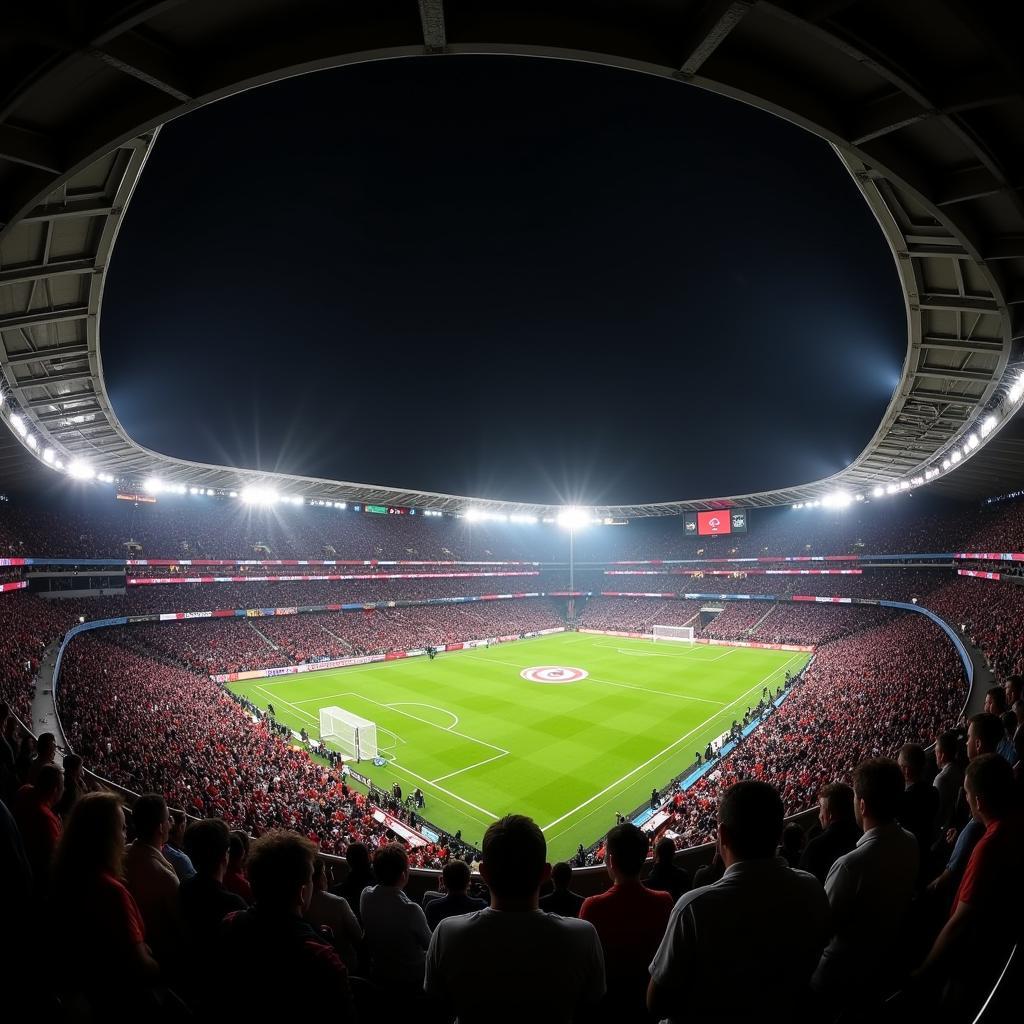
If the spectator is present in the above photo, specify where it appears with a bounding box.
[799,782,860,885]
[777,822,806,869]
[581,823,673,1020]
[336,841,375,916]
[0,701,18,802]
[426,814,605,1022]
[124,793,181,966]
[932,731,963,833]
[813,758,919,1007]
[13,762,63,897]
[539,860,586,917]
[984,687,1016,763]
[644,837,691,904]
[360,843,432,994]
[26,731,57,784]
[306,857,362,969]
[914,754,1024,1017]
[178,817,247,1002]
[162,809,196,882]
[220,829,353,1019]
[897,742,940,871]
[52,793,158,1009]
[649,781,829,1023]
[425,859,487,929]
[224,830,253,902]
[54,752,89,820]
[0,794,32,926]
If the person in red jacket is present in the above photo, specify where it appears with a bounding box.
[581,823,673,1021]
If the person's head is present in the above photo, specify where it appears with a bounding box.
[654,837,677,865]
[1005,676,1023,708]
[1001,711,1017,742]
[168,809,187,848]
[897,743,927,784]
[312,857,330,891]
[550,861,574,891]
[780,823,805,857]
[967,713,1005,758]
[935,731,959,768]
[604,823,649,882]
[964,753,1016,826]
[132,793,170,846]
[1013,699,1024,727]
[852,758,904,828]
[34,764,63,807]
[54,792,126,887]
[346,841,372,877]
[183,818,231,878]
[984,686,1008,716]
[228,831,248,868]
[716,781,784,864]
[63,753,83,783]
[373,843,410,888]
[441,858,471,895]
[817,782,855,829]
[246,830,317,914]
[35,733,57,762]
[480,814,549,907]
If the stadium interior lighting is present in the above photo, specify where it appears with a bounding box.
[144,477,166,494]
[67,459,94,480]
[925,468,939,480]
[10,413,27,437]
[855,493,865,501]
[981,415,998,438]
[240,486,279,505]
[229,491,238,498]
[951,449,963,463]
[1009,375,1024,404]
[26,434,37,449]
[792,503,803,509]
[872,486,884,498]
[557,506,591,529]
[510,513,538,524]
[966,433,979,450]
[910,476,924,487]
[886,483,899,495]
[206,488,216,496]
[821,490,852,509]
[189,487,200,495]
[899,481,910,490]
[42,447,55,464]
[97,473,115,484]
[942,458,951,471]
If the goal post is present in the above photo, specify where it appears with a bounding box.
[319,706,378,761]
[652,624,695,644]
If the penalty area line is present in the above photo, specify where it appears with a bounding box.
[430,749,509,784]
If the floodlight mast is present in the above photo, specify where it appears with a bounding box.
[556,507,589,597]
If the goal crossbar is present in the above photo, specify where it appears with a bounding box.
[652,624,695,644]
[319,706,378,760]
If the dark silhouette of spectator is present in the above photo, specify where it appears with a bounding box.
[540,860,586,917]
[644,838,691,904]
[426,814,605,1022]
[898,742,940,872]
[306,857,362,969]
[224,830,252,902]
[777,822,806,868]
[799,782,861,884]
[581,823,673,1020]
[336,841,375,916]
[26,731,57,785]
[53,752,89,820]
[162,809,195,882]
[13,762,62,898]
[360,843,431,994]
[425,859,487,929]
[813,758,918,1008]
[691,850,724,888]
[649,781,829,1023]
[220,829,353,1019]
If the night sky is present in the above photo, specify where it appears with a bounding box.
[102,55,905,506]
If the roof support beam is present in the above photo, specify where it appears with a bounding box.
[89,32,193,102]
[417,0,446,51]
[24,393,95,409]
[920,334,1004,354]
[35,405,100,424]
[0,123,63,173]
[20,200,114,223]
[0,259,96,287]
[15,369,95,387]
[3,341,90,363]
[0,307,89,331]
[677,1,752,77]
[907,388,978,405]
[913,366,994,383]
[918,294,1000,314]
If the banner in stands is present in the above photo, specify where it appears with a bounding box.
[958,569,1002,581]
[0,580,28,593]
[124,558,541,567]
[791,595,853,603]
[371,808,428,847]
[0,558,28,566]
[953,552,1024,562]
[579,628,651,639]
[127,570,541,585]
[696,638,815,652]
[604,569,863,576]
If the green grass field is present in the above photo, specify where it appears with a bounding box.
[228,632,808,860]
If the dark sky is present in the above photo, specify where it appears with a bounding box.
[102,55,905,506]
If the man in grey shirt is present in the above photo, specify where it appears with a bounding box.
[425,814,605,1022]
[813,757,919,1007]
[932,730,963,833]
[648,781,830,1023]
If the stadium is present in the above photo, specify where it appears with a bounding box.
[1,3,1022,1022]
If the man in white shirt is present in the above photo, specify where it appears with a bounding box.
[648,781,830,1023]
[360,843,431,993]
[425,814,605,1023]
[812,757,919,1005]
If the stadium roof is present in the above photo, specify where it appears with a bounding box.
[1,1,1022,517]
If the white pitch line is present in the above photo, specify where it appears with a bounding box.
[585,675,726,706]
[388,761,500,820]
[430,749,509,784]
[539,653,806,835]
[254,685,318,726]
[386,702,460,730]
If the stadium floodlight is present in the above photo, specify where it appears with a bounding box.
[55,459,64,470]
[910,476,924,487]
[10,413,27,437]
[42,447,55,464]
[26,433,37,449]
[872,486,884,498]
[981,415,997,438]
[966,433,979,450]
[951,449,962,463]
[206,488,216,496]
[510,513,538,524]
[241,485,279,505]
[793,503,803,509]
[557,506,590,529]
[942,458,951,470]
[464,508,484,522]
[97,472,114,483]
[899,481,910,490]
[67,459,94,480]
[229,491,238,498]
[886,484,899,495]
[144,477,165,494]
[855,493,865,501]
[1009,375,1024,404]
[822,490,852,508]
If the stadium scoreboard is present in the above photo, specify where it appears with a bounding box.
[684,509,748,537]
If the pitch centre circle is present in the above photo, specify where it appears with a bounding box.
[520,665,588,684]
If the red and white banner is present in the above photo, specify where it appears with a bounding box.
[0,558,28,567]
[954,553,1024,562]
[599,592,676,599]
[958,569,1002,581]
[579,628,652,639]
[604,569,862,576]
[0,580,28,593]
[696,638,815,652]
[129,570,539,585]
[126,558,540,567]
[791,595,853,603]
[371,808,428,847]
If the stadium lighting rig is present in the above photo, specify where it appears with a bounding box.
[556,506,591,530]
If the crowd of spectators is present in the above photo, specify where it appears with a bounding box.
[576,598,702,633]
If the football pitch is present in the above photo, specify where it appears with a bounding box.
[228,632,809,860]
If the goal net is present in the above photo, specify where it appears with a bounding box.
[653,625,695,644]
[319,706,378,761]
